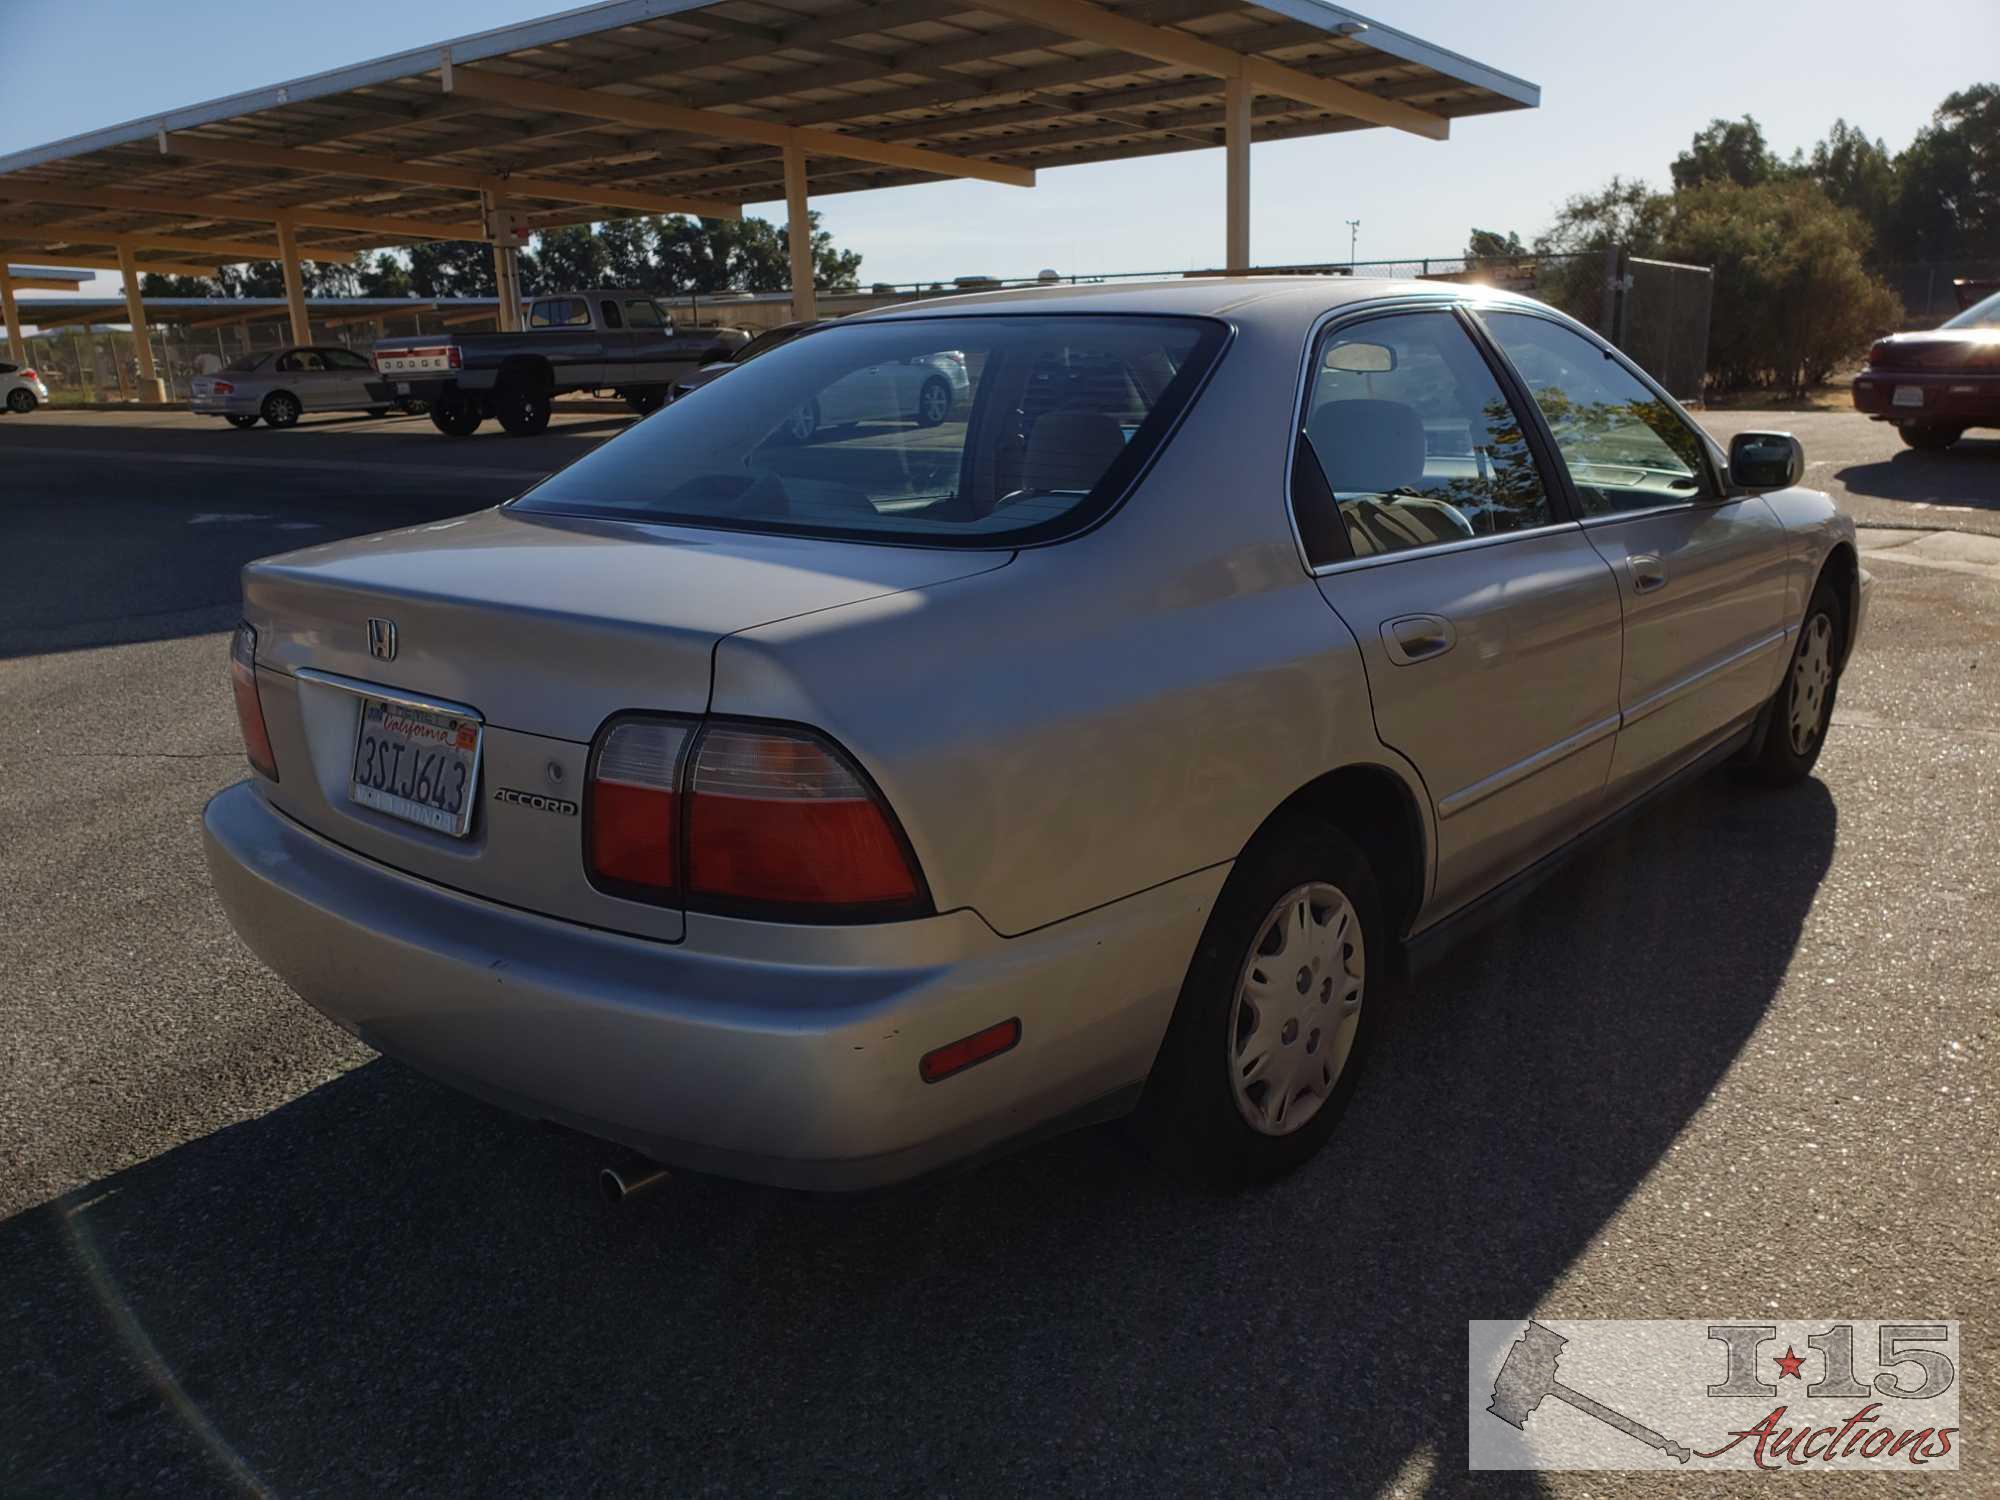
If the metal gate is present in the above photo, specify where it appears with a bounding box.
[1603,252,1714,403]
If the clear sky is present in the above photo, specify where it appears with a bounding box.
[4,0,1995,307]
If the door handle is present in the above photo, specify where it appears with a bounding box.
[1382,613,1456,665]
[1630,553,1668,593]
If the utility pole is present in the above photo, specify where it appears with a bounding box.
[1346,219,1360,268]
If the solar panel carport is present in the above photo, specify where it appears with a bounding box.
[0,0,1537,401]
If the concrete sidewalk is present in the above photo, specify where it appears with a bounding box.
[1859,525,2000,580]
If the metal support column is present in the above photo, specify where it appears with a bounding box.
[0,269,25,366]
[784,141,816,323]
[115,244,166,402]
[483,192,523,331]
[1224,72,1251,274]
[275,218,312,345]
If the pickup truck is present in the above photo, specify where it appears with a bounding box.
[371,290,747,437]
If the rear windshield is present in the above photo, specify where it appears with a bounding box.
[1942,290,2000,330]
[225,353,272,372]
[511,313,1227,546]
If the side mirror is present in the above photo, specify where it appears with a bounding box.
[1728,431,1804,491]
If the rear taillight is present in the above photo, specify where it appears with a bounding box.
[584,717,927,920]
[230,622,278,781]
[586,719,690,900]
[19,369,36,383]
[1868,340,1895,369]
[212,380,235,395]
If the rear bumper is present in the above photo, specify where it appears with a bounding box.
[202,781,1220,1189]
[1852,370,2000,425]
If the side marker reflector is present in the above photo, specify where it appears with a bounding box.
[919,1019,1021,1084]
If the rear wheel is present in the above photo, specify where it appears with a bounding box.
[1742,576,1845,786]
[1140,819,1384,1188]
[1898,422,1963,451]
[224,413,259,430]
[915,375,952,428]
[784,398,819,444]
[494,382,552,436]
[260,391,301,429]
[429,396,483,437]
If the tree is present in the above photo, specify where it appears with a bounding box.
[358,251,415,298]
[526,225,611,294]
[407,240,500,298]
[1465,228,1525,260]
[1671,116,1784,191]
[1887,83,2000,259]
[1807,119,1898,244]
[1670,179,1899,393]
[139,272,225,297]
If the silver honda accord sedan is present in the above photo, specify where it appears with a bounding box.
[203,278,1868,1191]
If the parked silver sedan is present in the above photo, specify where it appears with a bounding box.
[192,345,409,428]
[203,278,1867,1191]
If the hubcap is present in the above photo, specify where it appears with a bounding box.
[789,403,815,440]
[1227,882,1365,1136]
[922,383,948,422]
[1788,612,1835,754]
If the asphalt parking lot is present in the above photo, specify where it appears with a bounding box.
[1,406,1994,1495]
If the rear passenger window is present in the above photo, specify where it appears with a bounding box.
[1296,310,1551,563]
[600,300,624,329]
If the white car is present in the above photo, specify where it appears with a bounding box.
[2,360,50,413]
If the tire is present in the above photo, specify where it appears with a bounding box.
[915,375,952,428]
[6,387,37,414]
[1140,819,1386,1188]
[260,391,301,429]
[224,414,260,430]
[1742,576,1846,786]
[493,382,552,437]
[624,387,667,415]
[1898,422,1963,451]
[429,397,483,437]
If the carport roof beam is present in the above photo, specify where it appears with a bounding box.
[444,68,1037,189]
[0,225,338,262]
[10,251,225,277]
[0,185,484,244]
[159,134,744,221]
[973,0,1449,139]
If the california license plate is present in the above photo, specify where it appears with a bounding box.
[1893,385,1925,408]
[348,697,482,837]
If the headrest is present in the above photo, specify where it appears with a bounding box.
[1018,410,1128,496]
[1306,399,1426,495]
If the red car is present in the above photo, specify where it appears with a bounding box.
[1852,286,2000,450]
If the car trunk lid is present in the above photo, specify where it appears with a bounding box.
[242,507,1007,939]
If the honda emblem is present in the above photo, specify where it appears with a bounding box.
[367,618,398,661]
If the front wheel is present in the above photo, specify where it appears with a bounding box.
[224,414,259,430]
[1898,422,1963,451]
[914,375,952,428]
[1140,819,1384,1188]
[1742,577,1845,785]
[429,396,483,437]
[6,387,37,414]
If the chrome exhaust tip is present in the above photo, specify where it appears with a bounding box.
[599,1161,671,1204]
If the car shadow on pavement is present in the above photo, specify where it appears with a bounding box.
[1,775,1837,1495]
[1834,435,2000,514]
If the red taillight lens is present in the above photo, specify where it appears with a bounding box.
[448,345,463,370]
[19,369,36,383]
[213,379,235,395]
[230,622,278,781]
[686,726,922,914]
[586,719,690,900]
[585,718,927,919]
[1868,340,1894,369]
